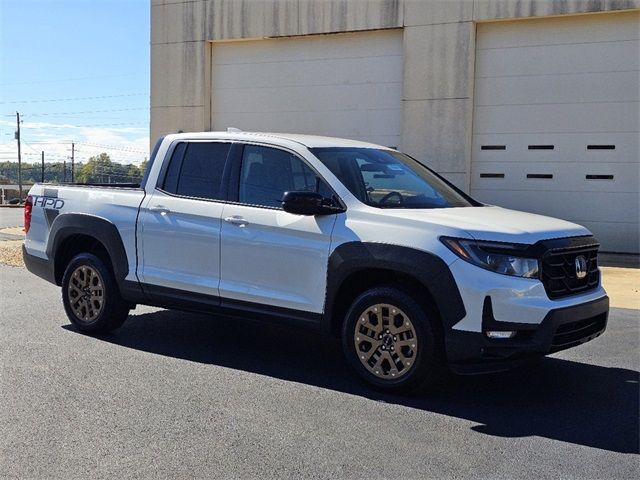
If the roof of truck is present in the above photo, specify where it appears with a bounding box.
[164,131,392,150]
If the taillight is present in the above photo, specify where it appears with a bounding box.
[24,195,33,233]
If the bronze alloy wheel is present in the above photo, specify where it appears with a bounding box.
[353,303,418,379]
[67,265,105,323]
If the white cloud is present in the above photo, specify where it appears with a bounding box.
[0,119,149,165]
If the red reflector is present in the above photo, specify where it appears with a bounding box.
[24,195,33,233]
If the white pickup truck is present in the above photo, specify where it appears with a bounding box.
[23,131,609,391]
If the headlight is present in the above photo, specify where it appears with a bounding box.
[441,237,539,278]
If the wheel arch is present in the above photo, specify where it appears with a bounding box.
[323,242,466,337]
[48,214,129,286]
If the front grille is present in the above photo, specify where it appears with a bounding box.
[550,313,607,352]
[540,247,599,299]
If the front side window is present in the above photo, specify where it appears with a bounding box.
[310,147,477,209]
[239,145,333,208]
[161,142,231,200]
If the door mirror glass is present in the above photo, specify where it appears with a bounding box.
[282,191,344,216]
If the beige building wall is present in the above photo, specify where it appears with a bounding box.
[150,0,639,191]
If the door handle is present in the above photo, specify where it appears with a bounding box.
[150,205,171,214]
[224,215,248,227]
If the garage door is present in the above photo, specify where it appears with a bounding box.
[210,29,403,148]
[471,11,639,253]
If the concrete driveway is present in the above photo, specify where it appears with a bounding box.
[0,264,638,479]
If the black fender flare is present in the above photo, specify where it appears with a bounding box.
[47,213,130,285]
[322,242,466,334]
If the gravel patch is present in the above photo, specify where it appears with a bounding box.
[0,240,24,267]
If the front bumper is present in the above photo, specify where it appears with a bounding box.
[446,295,609,374]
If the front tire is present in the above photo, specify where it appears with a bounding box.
[341,286,443,393]
[61,253,130,333]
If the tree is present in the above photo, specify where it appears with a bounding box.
[77,152,109,183]
[0,155,143,185]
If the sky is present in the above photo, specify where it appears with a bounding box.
[0,0,150,166]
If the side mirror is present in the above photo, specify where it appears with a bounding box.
[282,191,345,216]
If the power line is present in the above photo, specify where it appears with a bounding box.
[20,139,42,155]
[0,72,148,86]
[25,114,147,121]
[15,152,67,159]
[5,140,147,162]
[22,122,148,129]
[5,140,148,158]
[0,93,148,104]
[77,142,147,154]
[2,152,144,165]
[3,107,147,117]
[12,141,73,145]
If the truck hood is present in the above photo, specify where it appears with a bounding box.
[380,206,591,245]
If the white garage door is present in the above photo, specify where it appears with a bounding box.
[471,11,639,253]
[210,29,403,148]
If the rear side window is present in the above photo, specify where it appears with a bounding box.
[162,143,187,193]
[161,142,231,200]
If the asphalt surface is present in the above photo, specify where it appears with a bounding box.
[0,207,23,229]
[0,208,24,242]
[1,264,638,479]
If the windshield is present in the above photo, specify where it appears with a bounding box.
[310,147,477,209]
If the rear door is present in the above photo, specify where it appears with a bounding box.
[219,143,338,314]
[138,141,232,298]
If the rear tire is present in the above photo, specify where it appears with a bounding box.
[341,286,443,393]
[61,253,130,333]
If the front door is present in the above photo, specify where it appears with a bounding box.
[219,144,337,314]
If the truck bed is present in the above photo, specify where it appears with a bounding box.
[24,182,147,284]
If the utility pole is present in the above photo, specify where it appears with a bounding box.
[71,142,75,183]
[41,151,45,183]
[63,161,66,183]
[15,112,22,199]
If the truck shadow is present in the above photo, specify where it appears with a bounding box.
[63,308,639,454]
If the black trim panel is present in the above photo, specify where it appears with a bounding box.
[47,214,131,285]
[139,283,322,330]
[22,245,56,284]
[446,296,609,374]
[220,297,321,327]
[142,283,221,310]
[324,242,466,334]
[120,279,150,305]
[479,235,599,259]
